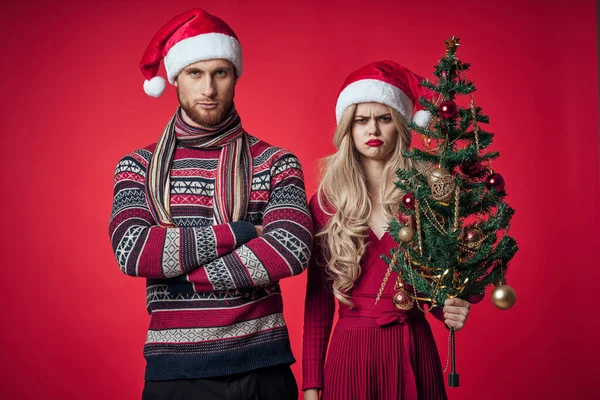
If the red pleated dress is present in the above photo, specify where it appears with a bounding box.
[302,195,448,400]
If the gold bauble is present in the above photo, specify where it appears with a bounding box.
[491,285,517,310]
[398,226,415,243]
[427,167,456,202]
[393,288,414,311]
[464,227,484,249]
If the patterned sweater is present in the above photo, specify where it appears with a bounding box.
[109,134,313,381]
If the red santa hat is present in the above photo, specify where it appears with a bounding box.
[335,60,433,127]
[140,9,242,98]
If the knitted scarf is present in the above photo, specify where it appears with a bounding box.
[146,106,252,226]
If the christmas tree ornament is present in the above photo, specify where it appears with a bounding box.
[463,227,484,249]
[414,199,424,255]
[491,284,517,310]
[398,226,415,243]
[435,213,446,229]
[409,257,422,267]
[392,287,415,310]
[460,160,484,176]
[397,213,412,226]
[427,167,456,202]
[445,36,460,54]
[423,136,440,151]
[453,185,461,231]
[423,136,432,148]
[402,192,416,209]
[439,101,458,120]
[376,252,396,305]
[469,99,481,152]
[486,172,506,192]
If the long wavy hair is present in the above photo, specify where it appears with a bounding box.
[317,104,413,307]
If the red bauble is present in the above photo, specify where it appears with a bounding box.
[464,227,484,243]
[398,212,412,226]
[393,288,414,310]
[402,192,415,209]
[486,173,506,192]
[460,160,484,176]
[439,101,458,120]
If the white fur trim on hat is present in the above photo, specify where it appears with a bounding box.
[335,79,413,123]
[144,76,166,98]
[164,32,242,83]
[412,109,432,128]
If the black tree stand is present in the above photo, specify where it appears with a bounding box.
[448,329,459,387]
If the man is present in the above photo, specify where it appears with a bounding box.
[109,9,312,399]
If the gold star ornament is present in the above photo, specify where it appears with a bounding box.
[445,36,460,54]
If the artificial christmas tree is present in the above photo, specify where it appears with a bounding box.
[384,36,519,387]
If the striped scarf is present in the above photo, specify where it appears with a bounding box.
[146,106,252,226]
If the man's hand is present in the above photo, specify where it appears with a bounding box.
[443,298,471,331]
[304,389,319,400]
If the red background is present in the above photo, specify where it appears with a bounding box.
[1,0,599,399]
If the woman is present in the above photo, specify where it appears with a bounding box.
[302,61,472,400]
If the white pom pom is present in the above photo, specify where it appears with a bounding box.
[143,76,166,98]
[412,110,432,128]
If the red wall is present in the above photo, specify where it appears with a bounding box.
[1,0,598,399]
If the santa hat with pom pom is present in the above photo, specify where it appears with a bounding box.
[140,9,242,98]
[335,60,433,127]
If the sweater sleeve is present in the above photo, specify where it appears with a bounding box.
[301,194,336,391]
[167,154,313,293]
[108,151,257,279]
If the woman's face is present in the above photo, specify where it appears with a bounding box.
[351,103,399,162]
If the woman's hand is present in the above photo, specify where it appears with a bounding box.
[443,298,471,331]
[304,389,320,400]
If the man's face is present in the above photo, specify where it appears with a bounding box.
[174,59,237,127]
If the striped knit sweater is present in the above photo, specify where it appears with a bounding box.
[109,133,313,380]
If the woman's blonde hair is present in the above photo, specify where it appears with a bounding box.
[317,104,413,307]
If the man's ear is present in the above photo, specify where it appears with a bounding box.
[173,77,178,87]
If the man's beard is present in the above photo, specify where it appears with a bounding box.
[178,89,231,127]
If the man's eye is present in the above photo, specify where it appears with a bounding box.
[379,117,391,122]
[354,119,366,124]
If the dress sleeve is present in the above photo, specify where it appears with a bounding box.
[302,194,336,391]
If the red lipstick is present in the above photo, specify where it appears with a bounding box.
[366,139,384,147]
